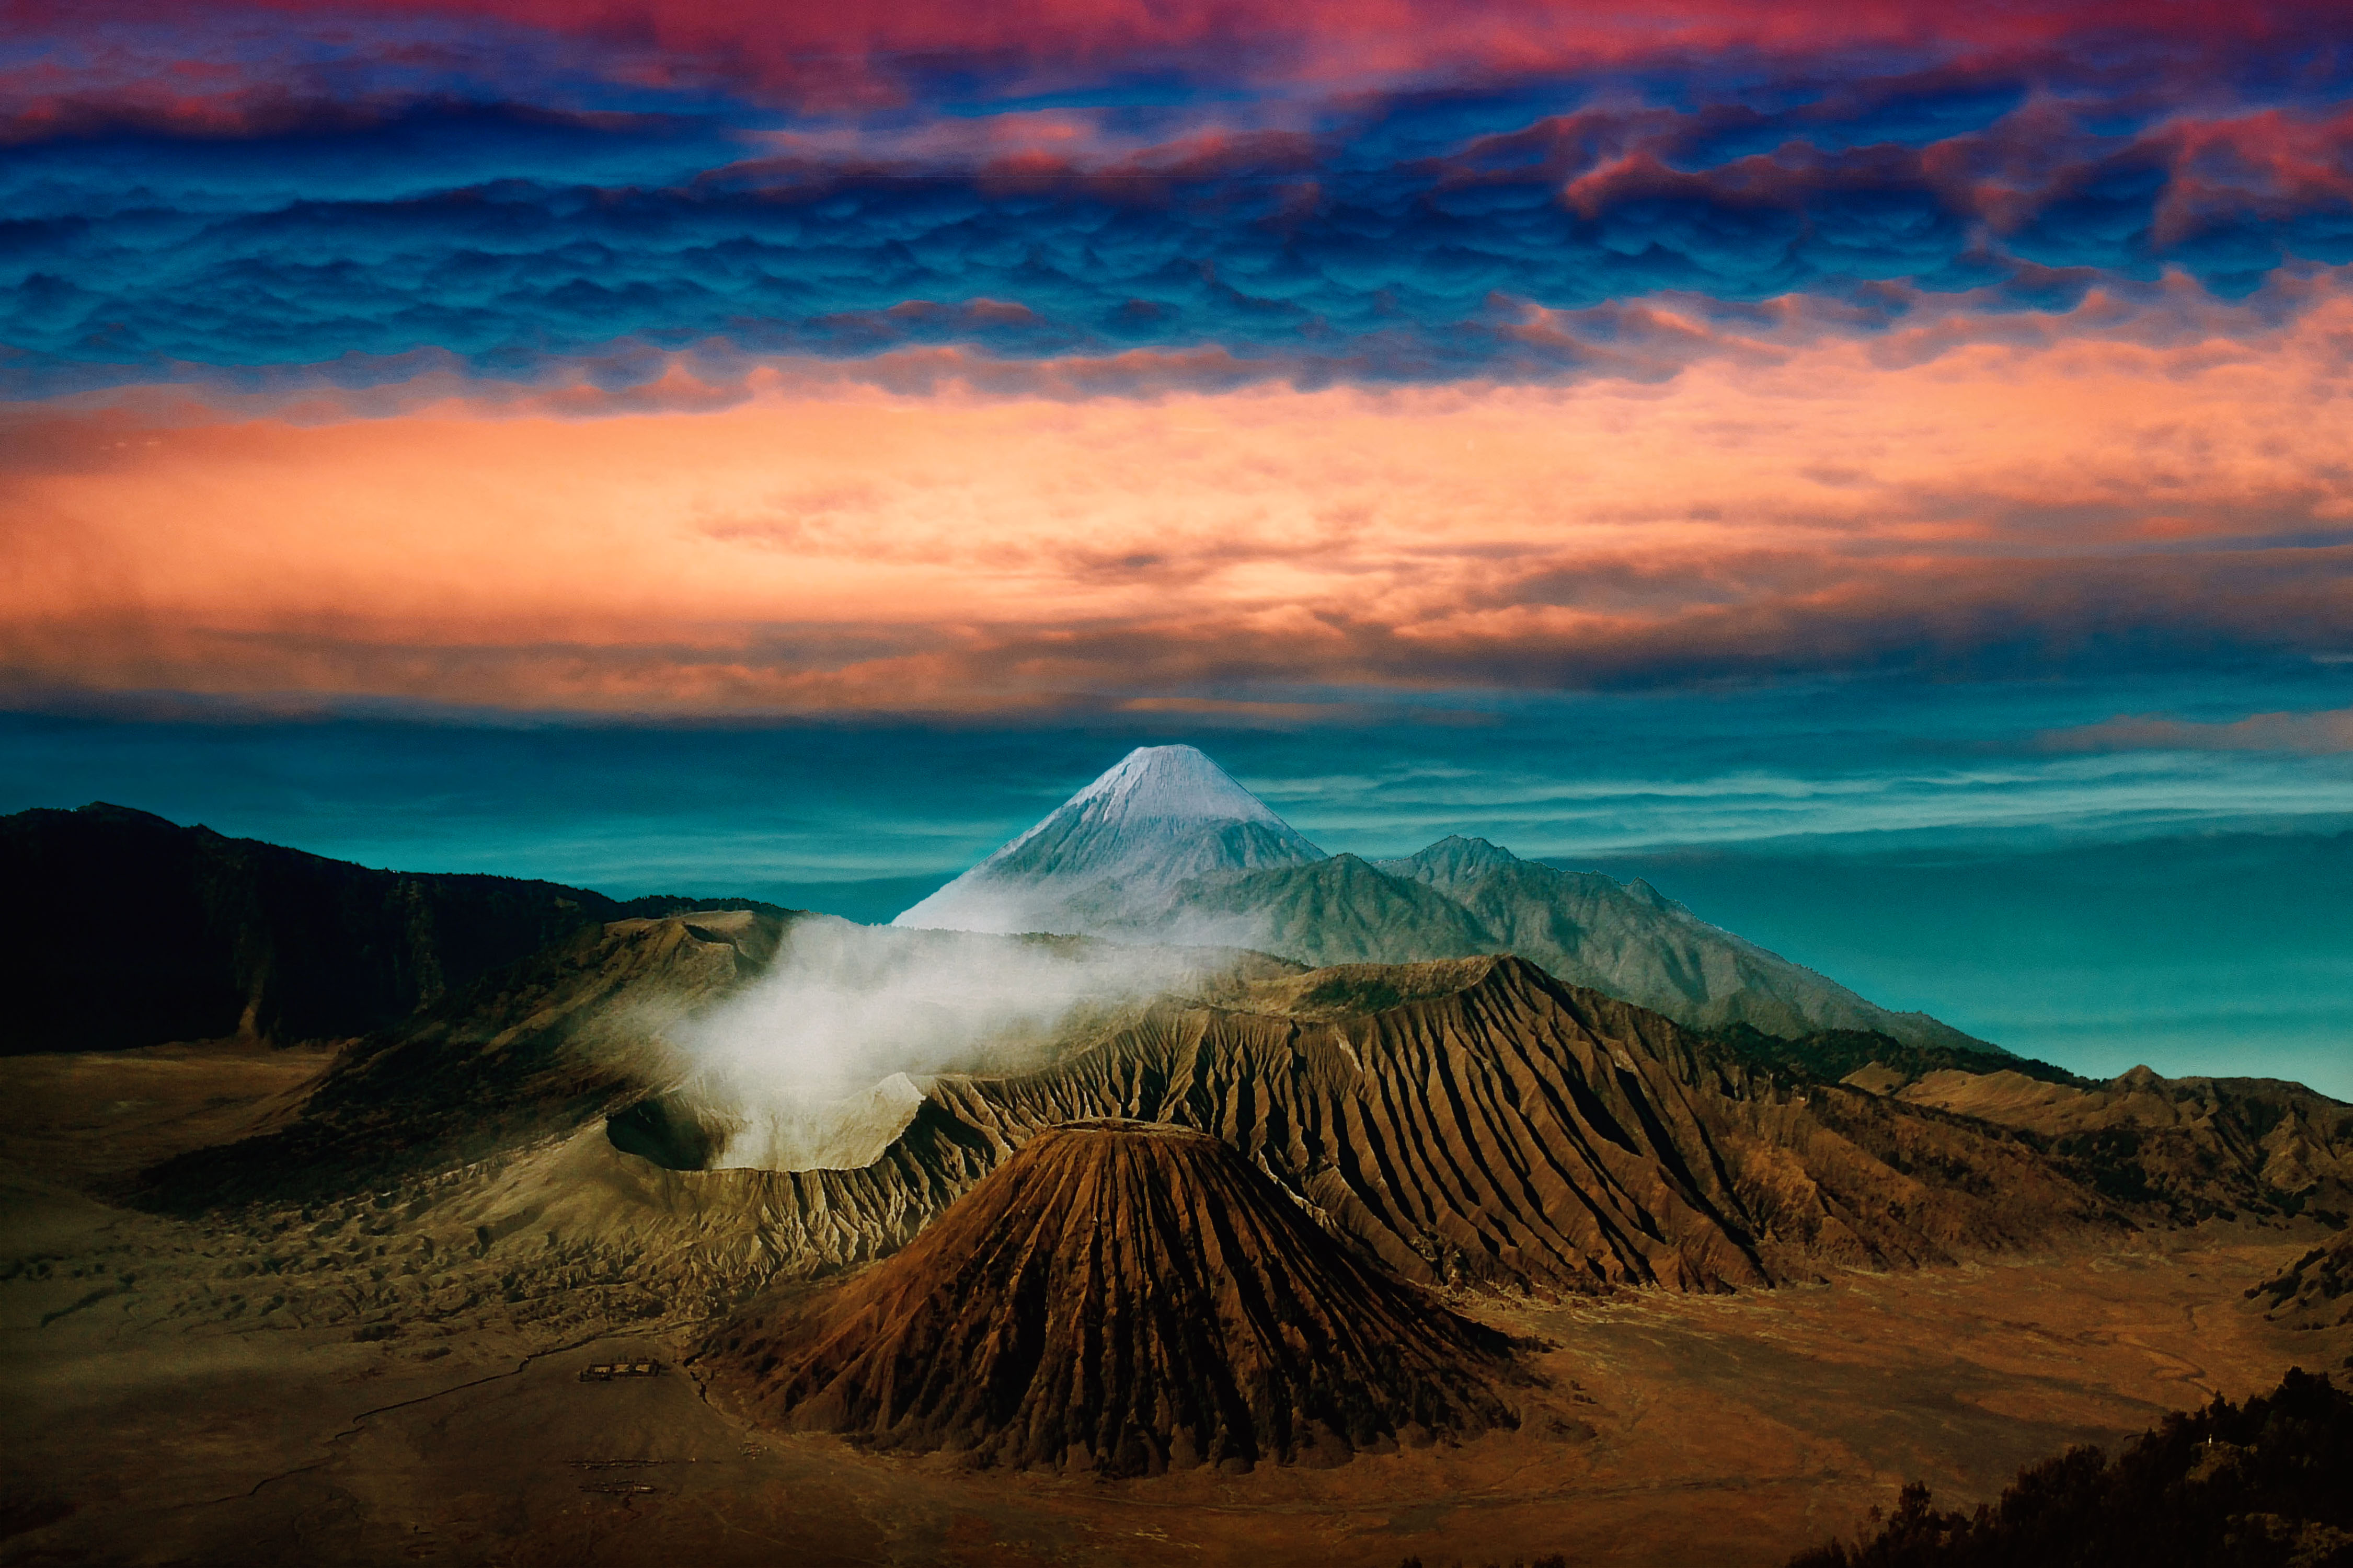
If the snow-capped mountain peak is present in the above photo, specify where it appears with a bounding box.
[892,745,1325,935]
[1062,745,1287,827]
[985,745,1292,868]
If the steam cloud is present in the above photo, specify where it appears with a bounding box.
[666,917,1222,1171]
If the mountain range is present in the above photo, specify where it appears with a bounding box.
[37,757,2344,1517]
[25,757,2349,1292]
[9,749,1981,1060]
[898,744,1989,1052]
[12,752,2353,1566]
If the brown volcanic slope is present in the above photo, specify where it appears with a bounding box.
[1887,1064,2352,1220]
[135,928,2331,1313]
[139,908,795,1210]
[127,913,1309,1320]
[2246,1231,2353,1329]
[703,1120,1523,1475]
[912,957,2115,1293]
[604,954,2122,1298]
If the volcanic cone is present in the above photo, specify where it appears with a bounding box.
[702,1119,1522,1475]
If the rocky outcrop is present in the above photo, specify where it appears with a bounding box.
[702,1121,1523,1474]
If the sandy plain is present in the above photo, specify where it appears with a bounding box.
[3,1047,2346,1568]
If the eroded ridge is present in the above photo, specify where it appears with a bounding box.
[900,958,2117,1294]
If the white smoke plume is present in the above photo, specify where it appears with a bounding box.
[665,917,1237,1172]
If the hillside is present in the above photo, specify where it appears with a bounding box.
[896,956,2110,1293]
[1887,1064,2353,1221]
[137,909,796,1209]
[139,917,2349,1313]
[1382,837,1991,1052]
[702,1120,1524,1474]
[0,802,789,1054]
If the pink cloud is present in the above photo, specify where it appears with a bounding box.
[28,0,2335,105]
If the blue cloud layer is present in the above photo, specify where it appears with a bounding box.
[4,16,2352,392]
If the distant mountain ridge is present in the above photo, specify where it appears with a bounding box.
[895,746,1995,1054]
[0,802,790,1054]
[12,758,1990,1059]
[1378,835,1990,1050]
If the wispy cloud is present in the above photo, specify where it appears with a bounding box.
[2043,707,2353,756]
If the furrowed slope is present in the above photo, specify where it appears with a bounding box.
[702,1121,1523,1475]
[913,957,2108,1295]
[134,925,2240,1315]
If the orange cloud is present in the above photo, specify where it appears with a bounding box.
[5,286,2350,716]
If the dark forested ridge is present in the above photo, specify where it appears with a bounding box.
[1704,1024,2083,1090]
[0,802,786,1053]
[1786,1369,2353,1568]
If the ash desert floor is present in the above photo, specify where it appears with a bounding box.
[4,1048,2346,1568]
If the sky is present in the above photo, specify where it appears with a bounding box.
[3,0,2349,1092]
